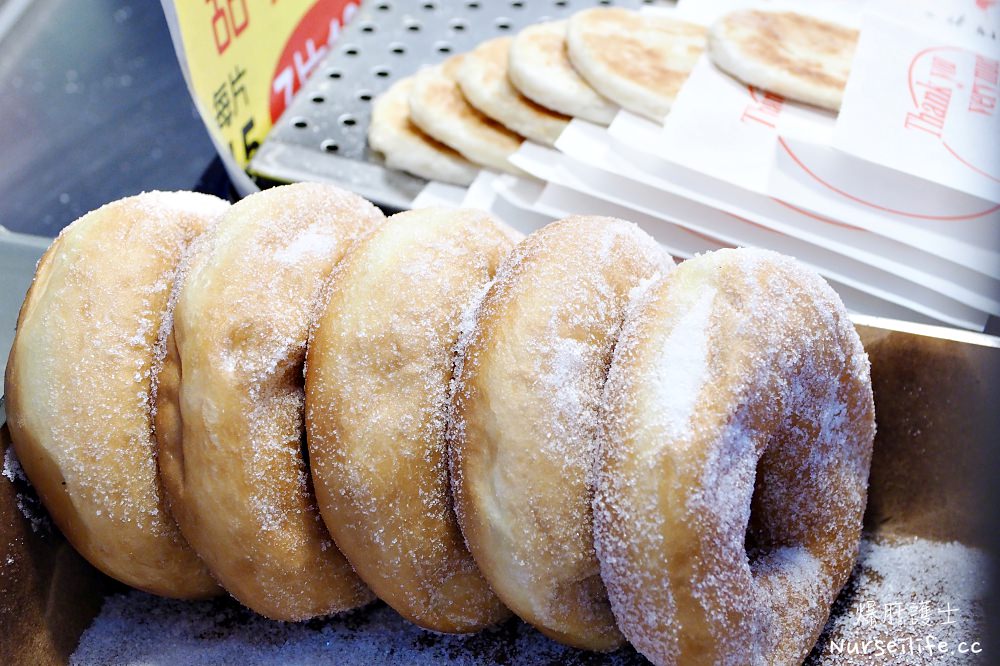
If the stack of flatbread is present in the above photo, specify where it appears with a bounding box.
[367,8,705,185]
[366,6,858,185]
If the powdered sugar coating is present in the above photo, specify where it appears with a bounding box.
[650,286,716,440]
[3,191,228,598]
[71,594,645,665]
[149,230,214,425]
[595,248,875,665]
[808,537,989,665]
[69,535,986,664]
[305,208,516,632]
[2,445,51,534]
[154,183,383,620]
[448,216,675,650]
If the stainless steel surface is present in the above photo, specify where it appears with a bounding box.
[0,233,49,400]
[250,0,668,210]
[0,0,218,236]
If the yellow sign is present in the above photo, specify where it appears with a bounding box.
[166,0,357,168]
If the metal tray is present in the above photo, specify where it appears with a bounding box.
[249,0,670,211]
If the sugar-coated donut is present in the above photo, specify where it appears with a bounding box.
[306,208,516,633]
[154,183,383,620]
[595,248,875,665]
[448,216,675,650]
[4,192,227,598]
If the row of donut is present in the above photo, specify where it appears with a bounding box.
[4,183,874,665]
[368,6,857,184]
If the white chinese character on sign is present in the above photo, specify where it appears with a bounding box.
[272,67,295,111]
[293,39,328,86]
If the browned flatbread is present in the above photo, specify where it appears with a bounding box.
[567,8,705,122]
[708,10,859,111]
[409,55,525,175]
[368,77,479,185]
[458,37,569,147]
[508,20,617,126]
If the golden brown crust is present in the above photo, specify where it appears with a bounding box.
[457,37,569,147]
[306,208,516,633]
[595,248,875,665]
[154,183,382,620]
[465,38,566,123]
[368,77,479,186]
[372,78,470,159]
[709,10,858,111]
[567,8,705,121]
[737,12,853,90]
[580,10,703,91]
[449,216,674,650]
[4,192,228,599]
[409,55,524,174]
[508,21,618,125]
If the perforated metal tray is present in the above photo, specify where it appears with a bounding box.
[249,0,670,211]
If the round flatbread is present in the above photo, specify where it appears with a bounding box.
[508,21,617,126]
[409,56,525,175]
[458,37,570,147]
[567,8,705,122]
[369,77,479,186]
[708,9,858,111]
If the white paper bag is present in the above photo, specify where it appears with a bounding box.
[570,117,1000,315]
[510,142,991,329]
[512,175,948,327]
[834,14,1000,204]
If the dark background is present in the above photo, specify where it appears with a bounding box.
[0,0,227,237]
